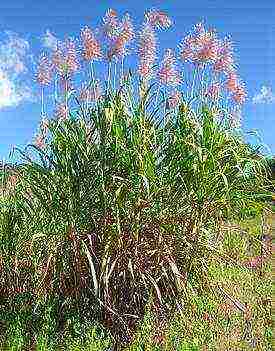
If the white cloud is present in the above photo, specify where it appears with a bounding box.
[41,29,58,51]
[0,31,34,109]
[252,86,275,104]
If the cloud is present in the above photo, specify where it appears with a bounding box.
[41,29,58,51]
[252,86,275,104]
[0,31,34,109]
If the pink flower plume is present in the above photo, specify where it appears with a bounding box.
[158,48,181,86]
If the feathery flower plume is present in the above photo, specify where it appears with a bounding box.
[107,13,134,61]
[81,26,101,61]
[167,91,181,109]
[36,53,53,117]
[195,32,219,62]
[52,43,64,74]
[120,13,135,43]
[138,61,153,79]
[36,53,53,86]
[102,8,119,40]
[145,8,172,29]
[224,70,246,105]
[107,36,126,61]
[179,35,196,61]
[213,37,234,73]
[65,38,79,73]
[137,23,157,79]
[52,39,79,77]
[231,82,246,105]
[225,71,238,92]
[179,23,219,65]
[158,49,180,86]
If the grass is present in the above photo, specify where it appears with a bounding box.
[0,103,272,349]
[0,97,272,350]
[0,212,272,350]
[0,8,274,350]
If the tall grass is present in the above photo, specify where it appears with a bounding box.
[0,7,272,350]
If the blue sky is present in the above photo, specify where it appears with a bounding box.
[0,0,274,161]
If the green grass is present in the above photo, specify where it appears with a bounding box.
[0,213,272,351]
[0,108,272,349]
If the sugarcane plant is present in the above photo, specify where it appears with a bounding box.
[0,7,271,347]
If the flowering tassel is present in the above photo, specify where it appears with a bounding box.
[213,37,234,74]
[179,23,219,66]
[231,82,246,105]
[157,49,181,87]
[145,8,173,30]
[102,8,119,41]
[36,53,53,118]
[137,23,157,80]
[81,26,102,62]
